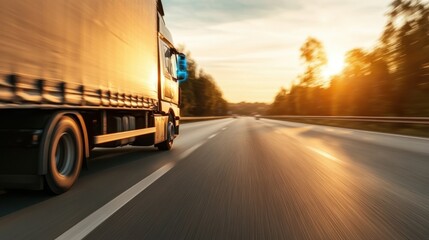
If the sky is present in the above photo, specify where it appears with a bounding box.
[163,0,391,103]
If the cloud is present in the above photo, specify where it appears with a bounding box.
[162,0,391,102]
[163,0,302,27]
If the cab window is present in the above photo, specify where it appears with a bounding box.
[162,43,178,79]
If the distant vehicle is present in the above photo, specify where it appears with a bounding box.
[0,0,188,194]
[255,114,261,120]
[232,114,238,118]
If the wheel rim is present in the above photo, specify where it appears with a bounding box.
[54,132,76,176]
[168,122,174,143]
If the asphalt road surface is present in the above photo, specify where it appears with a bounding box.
[0,117,428,240]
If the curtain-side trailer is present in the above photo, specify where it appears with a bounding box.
[0,0,188,194]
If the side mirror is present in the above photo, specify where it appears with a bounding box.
[177,53,188,84]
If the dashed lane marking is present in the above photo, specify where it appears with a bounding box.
[56,121,234,240]
[208,133,218,139]
[307,146,341,163]
[57,141,207,240]
[178,142,205,160]
[56,162,176,240]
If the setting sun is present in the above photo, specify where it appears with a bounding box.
[322,54,345,81]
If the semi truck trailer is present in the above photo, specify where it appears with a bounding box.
[0,0,188,194]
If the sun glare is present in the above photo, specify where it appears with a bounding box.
[322,54,345,83]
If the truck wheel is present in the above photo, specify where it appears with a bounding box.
[45,116,83,194]
[157,116,175,151]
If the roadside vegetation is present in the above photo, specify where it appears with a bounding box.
[228,102,269,116]
[268,0,429,117]
[266,0,429,137]
[179,49,229,117]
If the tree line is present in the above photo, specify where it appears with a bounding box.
[269,0,429,116]
[179,50,228,116]
[229,102,269,116]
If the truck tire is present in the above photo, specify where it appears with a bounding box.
[45,116,83,194]
[157,116,175,151]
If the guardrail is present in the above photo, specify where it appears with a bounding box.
[181,116,230,123]
[263,116,429,125]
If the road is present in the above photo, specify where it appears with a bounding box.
[0,117,428,239]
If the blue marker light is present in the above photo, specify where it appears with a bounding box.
[177,53,188,84]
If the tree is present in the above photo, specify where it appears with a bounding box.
[178,48,229,116]
[366,50,394,115]
[268,88,289,115]
[299,37,327,87]
[381,0,429,115]
[268,0,429,117]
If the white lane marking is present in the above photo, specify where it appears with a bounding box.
[56,163,175,240]
[178,142,205,160]
[57,141,207,240]
[57,120,231,240]
[307,147,341,163]
[222,127,227,131]
[208,133,218,139]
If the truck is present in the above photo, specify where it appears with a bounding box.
[0,0,188,194]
